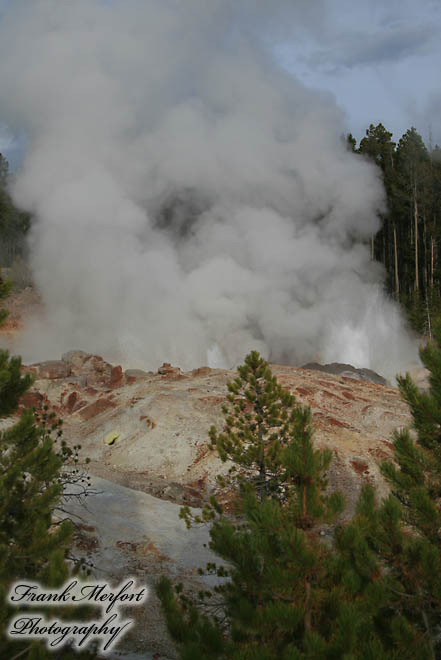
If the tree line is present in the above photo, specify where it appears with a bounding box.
[348,124,441,334]
[0,152,30,266]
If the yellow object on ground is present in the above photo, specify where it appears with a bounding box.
[104,431,120,446]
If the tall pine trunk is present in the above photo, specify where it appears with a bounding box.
[431,236,435,288]
[394,224,399,297]
[258,420,265,503]
[414,190,419,292]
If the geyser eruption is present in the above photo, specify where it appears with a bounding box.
[0,0,417,379]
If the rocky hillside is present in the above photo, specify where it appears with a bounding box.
[21,350,411,512]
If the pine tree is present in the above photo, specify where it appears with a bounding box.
[332,326,441,659]
[0,154,31,265]
[353,122,441,321]
[0,276,95,658]
[378,324,441,658]
[160,350,441,658]
[332,484,430,659]
[209,350,299,503]
[159,353,372,659]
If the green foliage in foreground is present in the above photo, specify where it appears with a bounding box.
[0,276,96,659]
[0,349,34,417]
[379,324,441,657]
[158,348,441,659]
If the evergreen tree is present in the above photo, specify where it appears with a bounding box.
[353,122,441,328]
[208,350,297,502]
[0,277,95,658]
[0,154,31,265]
[332,485,431,659]
[358,123,398,291]
[359,123,396,172]
[346,133,357,152]
[159,346,441,658]
[158,353,365,659]
[333,325,441,659]
[0,153,9,185]
[0,412,72,583]
[395,128,430,296]
[379,325,441,658]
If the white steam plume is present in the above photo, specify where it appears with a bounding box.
[0,0,418,379]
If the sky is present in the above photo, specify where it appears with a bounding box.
[276,0,441,147]
[1,0,440,165]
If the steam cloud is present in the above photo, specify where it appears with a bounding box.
[0,0,418,379]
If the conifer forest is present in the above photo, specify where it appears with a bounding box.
[348,124,441,334]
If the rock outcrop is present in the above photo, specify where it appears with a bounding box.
[301,361,388,386]
[20,351,411,511]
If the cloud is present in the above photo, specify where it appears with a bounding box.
[275,0,441,144]
[306,22,438,72]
